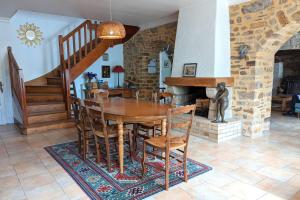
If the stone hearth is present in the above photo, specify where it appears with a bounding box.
[191,116,241,143]
[167,76,241,143]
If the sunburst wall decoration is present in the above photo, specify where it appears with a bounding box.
[17,23,43,47]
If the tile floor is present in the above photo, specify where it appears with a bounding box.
[0,112,299,200]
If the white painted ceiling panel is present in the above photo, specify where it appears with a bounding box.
[0,0,250,25]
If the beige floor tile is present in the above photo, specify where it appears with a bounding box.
[0,186,26,200]
[23,182,65,200]
[0,175,21,189]
[287,174,300,188]
[19,172,56,191]
[257,167,295,182]
[269,183,299,199]
[228,167,266,185]
[258,193,286,200]
[182,182,234,200]
[222,181,266,200]
[154,187,194,200]
[255,177,284,192]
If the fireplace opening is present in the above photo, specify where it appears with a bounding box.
[174,86,209,117]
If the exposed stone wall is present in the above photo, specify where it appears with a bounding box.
[281,31,300,49]
[230,0,300,137]
[124,23,177,99]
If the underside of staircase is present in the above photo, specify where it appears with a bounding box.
[8,20,139,135]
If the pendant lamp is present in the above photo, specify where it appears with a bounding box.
[97,0,126,39]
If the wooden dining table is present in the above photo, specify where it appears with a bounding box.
[88,97,171,174]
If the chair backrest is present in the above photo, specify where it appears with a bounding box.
[166,104,196,146]
[159,92,175,106]
[94,90,109,100]
[83,99,108,137]
[151,91,158,102]
[135,89,140,100]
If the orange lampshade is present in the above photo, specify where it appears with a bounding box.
[113,65,124,73]
[97,21,126,39]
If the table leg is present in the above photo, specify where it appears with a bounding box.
[117,121,124,174]
[161,119,167,136]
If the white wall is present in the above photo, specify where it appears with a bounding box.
[8,11,84,81]
[74,44,124,98]
[214,0,231,77]
[0,20,14,124]
[172,0,231,78]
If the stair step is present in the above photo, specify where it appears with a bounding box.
[25,119,75,135]
[47,77,61,85]
[26,93,64,103]
[28,111,68,125]
[26,85,62,94]
[27,102,66,114]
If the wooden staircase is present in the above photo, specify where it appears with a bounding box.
[8,20,139,134]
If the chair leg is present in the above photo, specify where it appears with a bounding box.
[152,126,156,137]
[83,138,87,160]
[183,146,188,182]
[95,137,101,163]
[165,149,170,191]
[142,142,147,176]
[77,130,82,154]
[105,138,112,172]
[133,124,138,151]
[128,130,134,163]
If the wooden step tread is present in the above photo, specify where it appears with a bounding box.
[27,102,65,106]
[26,93,63,96]
[26,85,61,87]
[47,77,61,79]
[28,110,66,117]
[28,119,74,128]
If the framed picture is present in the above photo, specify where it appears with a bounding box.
[183,63,197,77]
[103,53,109,61]
[102,65,110,78]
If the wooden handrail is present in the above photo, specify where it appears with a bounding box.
[7,47,28,128]
[59,20,98,117]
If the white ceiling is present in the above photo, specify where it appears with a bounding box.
[0,0,250,26]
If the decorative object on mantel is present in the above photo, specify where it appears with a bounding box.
[212,82,229,123]
[17,23,43,47]
[183,63,197,77]
[102,65,110,78]
[97,0,126,39]
[102,53,109,61]
[239,44,249,59]
[112,65,124,88]
[148,59,157,74]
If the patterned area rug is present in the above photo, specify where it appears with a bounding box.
[45,142,212,200]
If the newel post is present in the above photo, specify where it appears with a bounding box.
[59,35,71,118]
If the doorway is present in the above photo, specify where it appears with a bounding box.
[0,50,13,125]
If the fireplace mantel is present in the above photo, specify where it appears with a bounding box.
[165,77,234,87]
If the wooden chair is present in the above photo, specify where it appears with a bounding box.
[89,89,109,100]
[84,99,134,172]
[159,92,175,106]
[142,104,196,190]
[137,91,175,139]
[70,96,94,160]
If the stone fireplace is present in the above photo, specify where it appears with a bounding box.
[166,77,241,143]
